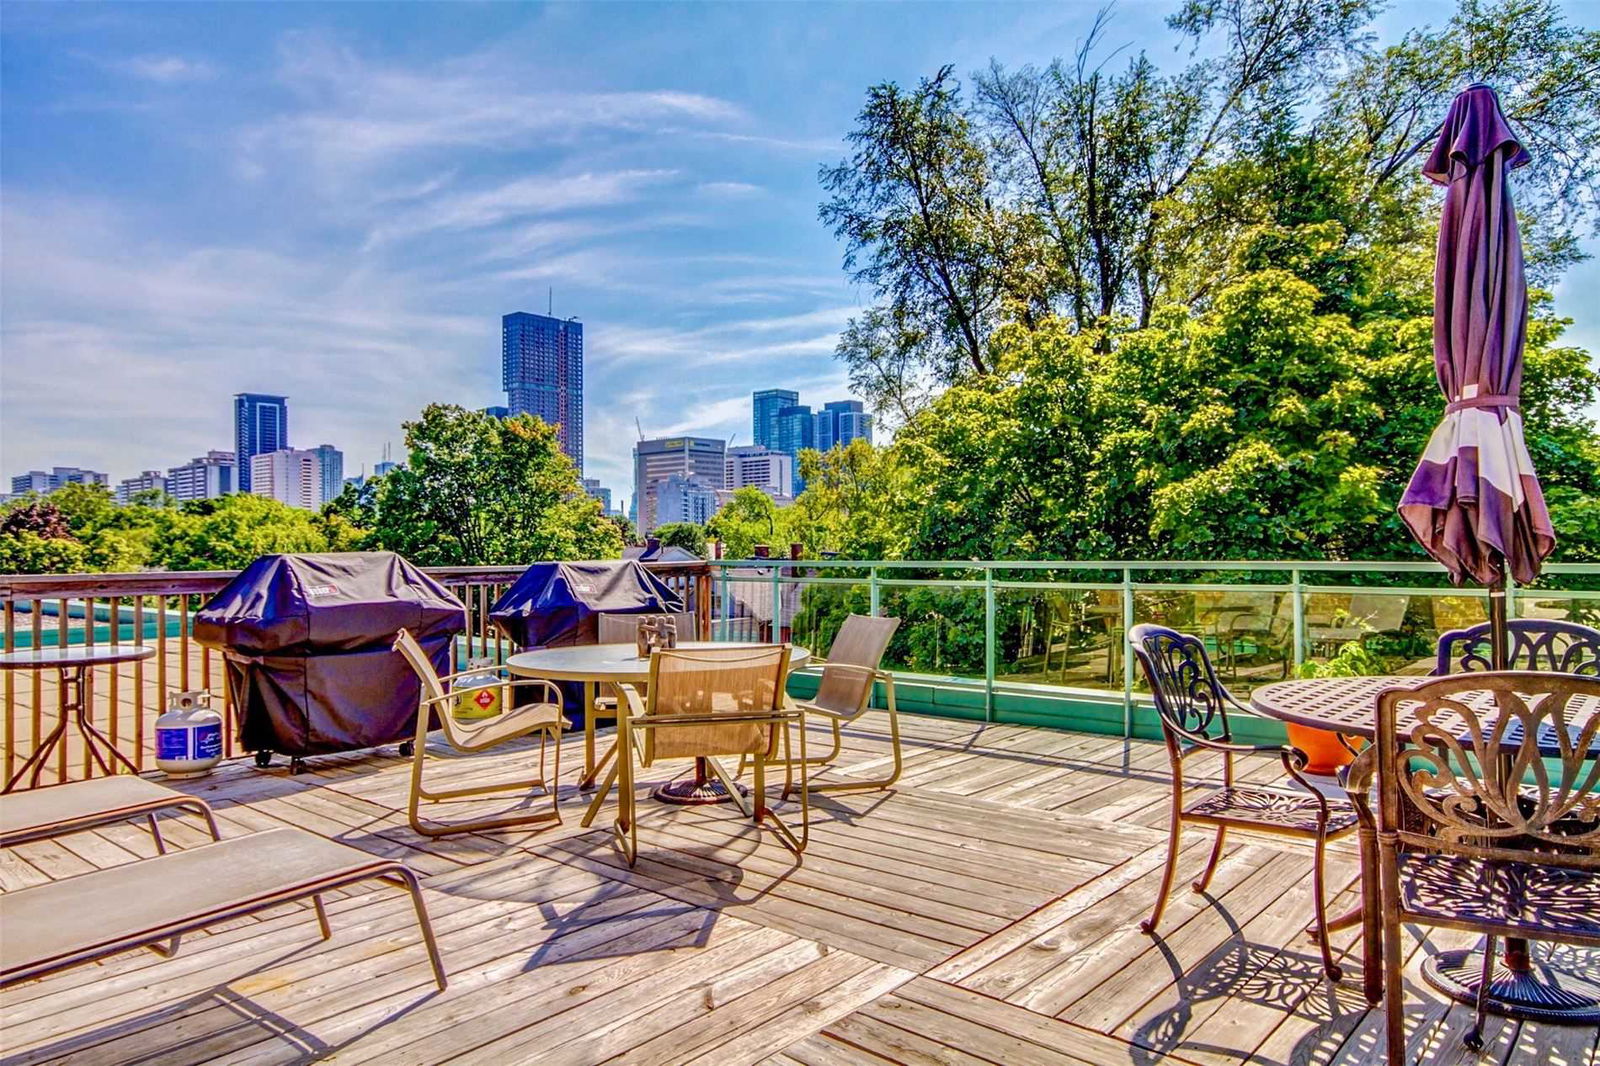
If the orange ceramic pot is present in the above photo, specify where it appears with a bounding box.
[1284,721,1360,776]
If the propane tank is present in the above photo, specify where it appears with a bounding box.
[452,658,504,721]
[154,690,224,778]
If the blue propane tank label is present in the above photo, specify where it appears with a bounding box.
[156,728,189,760]
[157,723,222,760]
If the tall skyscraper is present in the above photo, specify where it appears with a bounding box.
[816,400,873,451]
[234,394,289,493]
[167,451,236,501]
[311,444,344,505]
[653,474,719,527]
[774,404,815,494]
[752,389,798,450]
[633,436,725,533]
[503,312,583,473]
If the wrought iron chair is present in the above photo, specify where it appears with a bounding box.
[780,614,901,794]
[393,628,564,837]
[1435,618,1600,675]
[1346,672,1600,1055]
[581,644,806,865]
[1128,624,1358,981]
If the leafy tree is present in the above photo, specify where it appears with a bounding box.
[0,499,75,541]
[651,522,708,558]
[357,404,621,566]
[707,488,794,561]
[149,494,337,571]
[0,531,91,575]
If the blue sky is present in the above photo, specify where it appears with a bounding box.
[3,1,1597,509]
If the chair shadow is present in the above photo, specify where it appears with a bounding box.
[1126,897,1362,1066]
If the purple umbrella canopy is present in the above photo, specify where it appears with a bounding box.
[1397,83,1555,588]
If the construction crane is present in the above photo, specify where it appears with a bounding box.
[635,417,645,442]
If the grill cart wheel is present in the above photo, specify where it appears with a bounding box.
[254,750,273,769]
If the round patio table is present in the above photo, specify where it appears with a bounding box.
[1,644,157,792]
[1251,674,1600,1022]
[505,642,810,804]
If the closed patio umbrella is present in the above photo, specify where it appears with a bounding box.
[1395,84,1584,1023]
[1397,82,1555,669]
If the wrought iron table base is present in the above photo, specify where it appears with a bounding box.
[1423,942,1600,1023]
[653,757,751,806]
[4,665,138,792]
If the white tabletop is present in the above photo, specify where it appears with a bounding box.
[505,642,810,683]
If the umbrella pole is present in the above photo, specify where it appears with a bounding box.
[1488,578,1509,671]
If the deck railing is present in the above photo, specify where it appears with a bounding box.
[3,556,1597,790]
[710,557,1600,726]
[0,562,712,790]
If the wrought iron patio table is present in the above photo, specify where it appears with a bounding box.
[1251,674,1600,1020]
[1,645,156,792]
[505,642,810,803]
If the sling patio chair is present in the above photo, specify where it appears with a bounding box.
[1346,672,1600,1055]
[0,826,445,990]
[1129,623,1358,982]
[596,611,702,645]
[0,775,219,852]
[393,628,564,837]
[776,613,902,794]
[581,644,806,865]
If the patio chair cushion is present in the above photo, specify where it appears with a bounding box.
[1183,785,1359,835]
[0,776,208,847]
[1396,854,1600,942]
[0,827,394,983]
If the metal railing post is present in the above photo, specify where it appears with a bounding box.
[770,565,781,644]
[869,567,880,617]
[719,566,731,641]
[1122,567,1134,738]
[1292,568,1305,672]
[984,568,996,723]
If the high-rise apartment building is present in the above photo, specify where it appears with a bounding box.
[654,474,719,527]
[9,467,109,496]
[752,389,799,451]
[774,405,815,494]
[234,394,289,493]
[815,399,873,451]
[311,444,344,505]
[503,312,583,473]
[251,449,322,510]
[167,451,236,501]
[633,436,725,533]
[115,471,169,504]
[725,445,794,500]
[581,477,612,515]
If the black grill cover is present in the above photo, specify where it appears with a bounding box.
[489,561,683,649]
[194,553,466,756]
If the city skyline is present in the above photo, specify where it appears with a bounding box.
[3,2,1597,504]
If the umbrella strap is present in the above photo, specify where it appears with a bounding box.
[1445,394,1519,414]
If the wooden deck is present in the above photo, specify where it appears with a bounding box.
[2,712,1595,1065]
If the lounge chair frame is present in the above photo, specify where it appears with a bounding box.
[394,629,565,837]
[0,776,220,853]
[781,614,902,794]
[0,829,445,991]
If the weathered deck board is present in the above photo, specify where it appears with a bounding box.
[0,711,1591,1065]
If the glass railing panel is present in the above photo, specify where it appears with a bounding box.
[993,584,1121,693]
[786,578,871,658]
[873,582,986,681]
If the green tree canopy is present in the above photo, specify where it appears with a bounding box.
[650,522,708,558]
[335,404,621,566]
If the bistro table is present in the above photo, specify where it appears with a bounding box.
[1251,674,1600,1020]
[1,644,157,792]
[505,642,810,804]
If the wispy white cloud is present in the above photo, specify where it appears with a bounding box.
[114,54,218,83]
[697,181,762,197]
